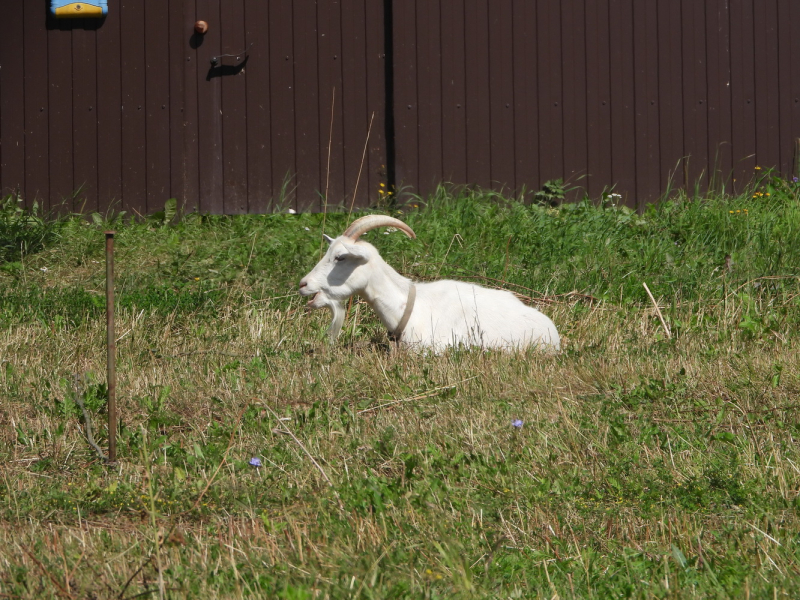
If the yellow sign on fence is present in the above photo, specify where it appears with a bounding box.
[50,1,107,18]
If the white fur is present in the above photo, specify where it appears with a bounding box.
[299,235,560,351]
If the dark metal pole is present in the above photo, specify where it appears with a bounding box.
[105,231,117,463]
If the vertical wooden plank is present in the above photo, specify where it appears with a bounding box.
[72,24,99,212]
[705,0,733,190]
[96,0,123,214]
[729,0,756,188]
[341,0,370,209]
[633,0,660,207]
[680,0,697,191]
[464,0,491,189]
[120,0,148,216]
[220,0,248,213]
[488,0,515,193]
[684,0,708,192]
[657,0,683,193]
[608,0,636,205]
[48,23,74,212]
[293,0,321,212]
[393,0,419,195]
[512,0,539,197]
[195,0,223,214]
[777,0,794,174]
[0,3,26,200]
[23,3,51,207]
[561,0,588,199]
[317,0,345,211]
[364,0,387,207]
[753,0,780,172]
[441,0,467,186]
[269,0,296,208]
[585,0,611,199]
[243,0,271,212]
[415,0,443,198]
[168,0,186,208]
[181,0,200,212]
[536,1,563,185]
[791,0,800,177]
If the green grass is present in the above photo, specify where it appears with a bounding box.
[0,195,61,265]
[1,178,799,598]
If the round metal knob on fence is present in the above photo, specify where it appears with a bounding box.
[194,20,208,34]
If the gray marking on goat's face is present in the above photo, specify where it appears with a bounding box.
[299,238,375,303]
[326,256,362,287]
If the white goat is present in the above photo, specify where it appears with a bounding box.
[299,215,560,351]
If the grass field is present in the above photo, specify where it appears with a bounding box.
[1,177,800,599]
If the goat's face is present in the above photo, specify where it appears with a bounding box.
[299,236,378,307]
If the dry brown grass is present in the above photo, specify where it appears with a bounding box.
[1,288,799,597]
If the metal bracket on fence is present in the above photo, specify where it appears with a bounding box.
[210,42,253,67]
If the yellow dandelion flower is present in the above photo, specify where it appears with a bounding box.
[380,183,386,187]
[755,165,761,170]
[194,277,200,281]
[766,192,770,196]
[730,210,734,214]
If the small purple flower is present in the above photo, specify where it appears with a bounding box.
[793,176,799,183]
[249,457,262,467]
[512,419,524,429]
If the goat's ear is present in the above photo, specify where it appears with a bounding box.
[323,234,335,245]
[336,245,370,261]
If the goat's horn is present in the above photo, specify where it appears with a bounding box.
[342,215,416,241]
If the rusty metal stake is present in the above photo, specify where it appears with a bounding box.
[105,232,117,463]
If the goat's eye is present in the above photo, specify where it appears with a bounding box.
[334,255,345,262]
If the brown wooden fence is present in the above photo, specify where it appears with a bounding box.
[0,0,386,214]
[1,0,799,214]
[393,0,800,208]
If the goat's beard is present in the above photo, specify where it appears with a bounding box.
[325,299,346,341]
[307,291,347,342]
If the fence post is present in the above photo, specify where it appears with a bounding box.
[105,231,117,463]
